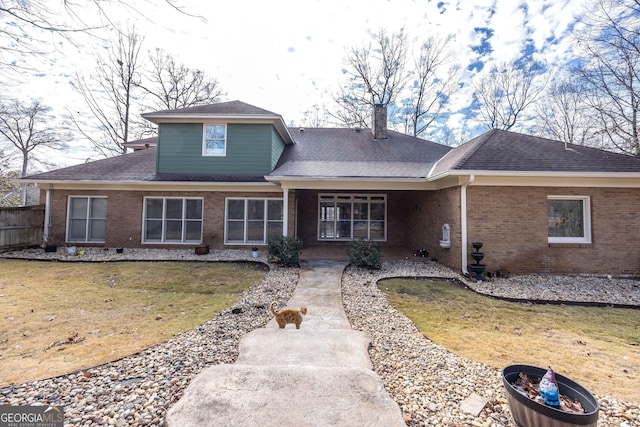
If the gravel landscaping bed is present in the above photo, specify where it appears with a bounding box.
[1,249,638,426]
[342,259,640,427]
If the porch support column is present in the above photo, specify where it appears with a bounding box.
[43,188,53,245]
[282,188,289,237]
[460,175,474,275]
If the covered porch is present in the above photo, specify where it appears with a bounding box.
[289,188,462,271]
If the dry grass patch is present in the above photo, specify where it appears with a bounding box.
[0,260,267,387]
[379,277,640,402]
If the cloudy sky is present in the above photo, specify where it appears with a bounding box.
[5,0,590,168]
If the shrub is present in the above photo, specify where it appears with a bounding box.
[268,236,303,267]
[347,239,382,269]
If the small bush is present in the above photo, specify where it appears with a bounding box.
[268,236,303,267]
[347,239,382,269]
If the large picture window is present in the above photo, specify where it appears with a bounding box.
[143,197,203,244]
[225,198,283,244]
[67,196,107,243]
[318,194,386,241]
[548,196,591,244]
[202,124,226,156]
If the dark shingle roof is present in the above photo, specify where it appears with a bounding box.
[272,128,451,178]
[142,100,279,118]
[141,100,294,145]
[22,148,266,183]
[22,128,640,185]
[431,129,640,176]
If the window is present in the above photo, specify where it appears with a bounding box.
[202,124,226,156]
[67,196,107,243]
[318,194,386,241]
[225,198,283,244]
[143,197,203,244]
[548,196,591,243]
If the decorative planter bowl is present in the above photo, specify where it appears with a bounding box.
[502,364,599,427]
[195,244,209,255]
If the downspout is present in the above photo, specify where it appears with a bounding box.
[43,188,53,245]
[460,175,475,275]
[282,188,289,237]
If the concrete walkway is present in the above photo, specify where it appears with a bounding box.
[163,260,405,427]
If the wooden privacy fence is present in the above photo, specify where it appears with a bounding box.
[0,205,45,252]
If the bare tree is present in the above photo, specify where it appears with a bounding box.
[0,150,20,207]
[133,48,225,135]
[0,1,95,76]
[70,26,144,156]
[534,79,596,147]
[333,30,460,137]
[572,0,640,156]
[138,48,224,111]
[0,99,66,178]
[302,104,330,128]
[0,0,199,77]
[473,61,547,131]
[332,29,409,128]
[403,36,461,137]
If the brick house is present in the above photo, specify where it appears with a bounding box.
[21,101,640,276]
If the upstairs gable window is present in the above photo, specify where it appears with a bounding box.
[203,124,226,156]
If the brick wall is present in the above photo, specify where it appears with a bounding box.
[406,187,461,268]
[47,185,639,275]
[466,186,640,275]
[49,189,288,249]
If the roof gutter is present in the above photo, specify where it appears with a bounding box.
[429,169,640,181]
[461,174,475,276]
[141,113,283,121]
[18,179,279,192]
[266,176,427,183]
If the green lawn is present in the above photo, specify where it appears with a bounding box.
[0,260,267,386]
[379,277,640,402]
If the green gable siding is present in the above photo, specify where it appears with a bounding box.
[157,123,281,175]
[157,123,202,173]
[271,127,286,169]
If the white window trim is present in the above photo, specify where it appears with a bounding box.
[548,195,591,244]
[66,196,107,243]
[224,198,284,245]
[202,123,227,157]
[142,197,204,244]
[317,193,387,242]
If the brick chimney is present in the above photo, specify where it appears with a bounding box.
[372,104,387,140]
